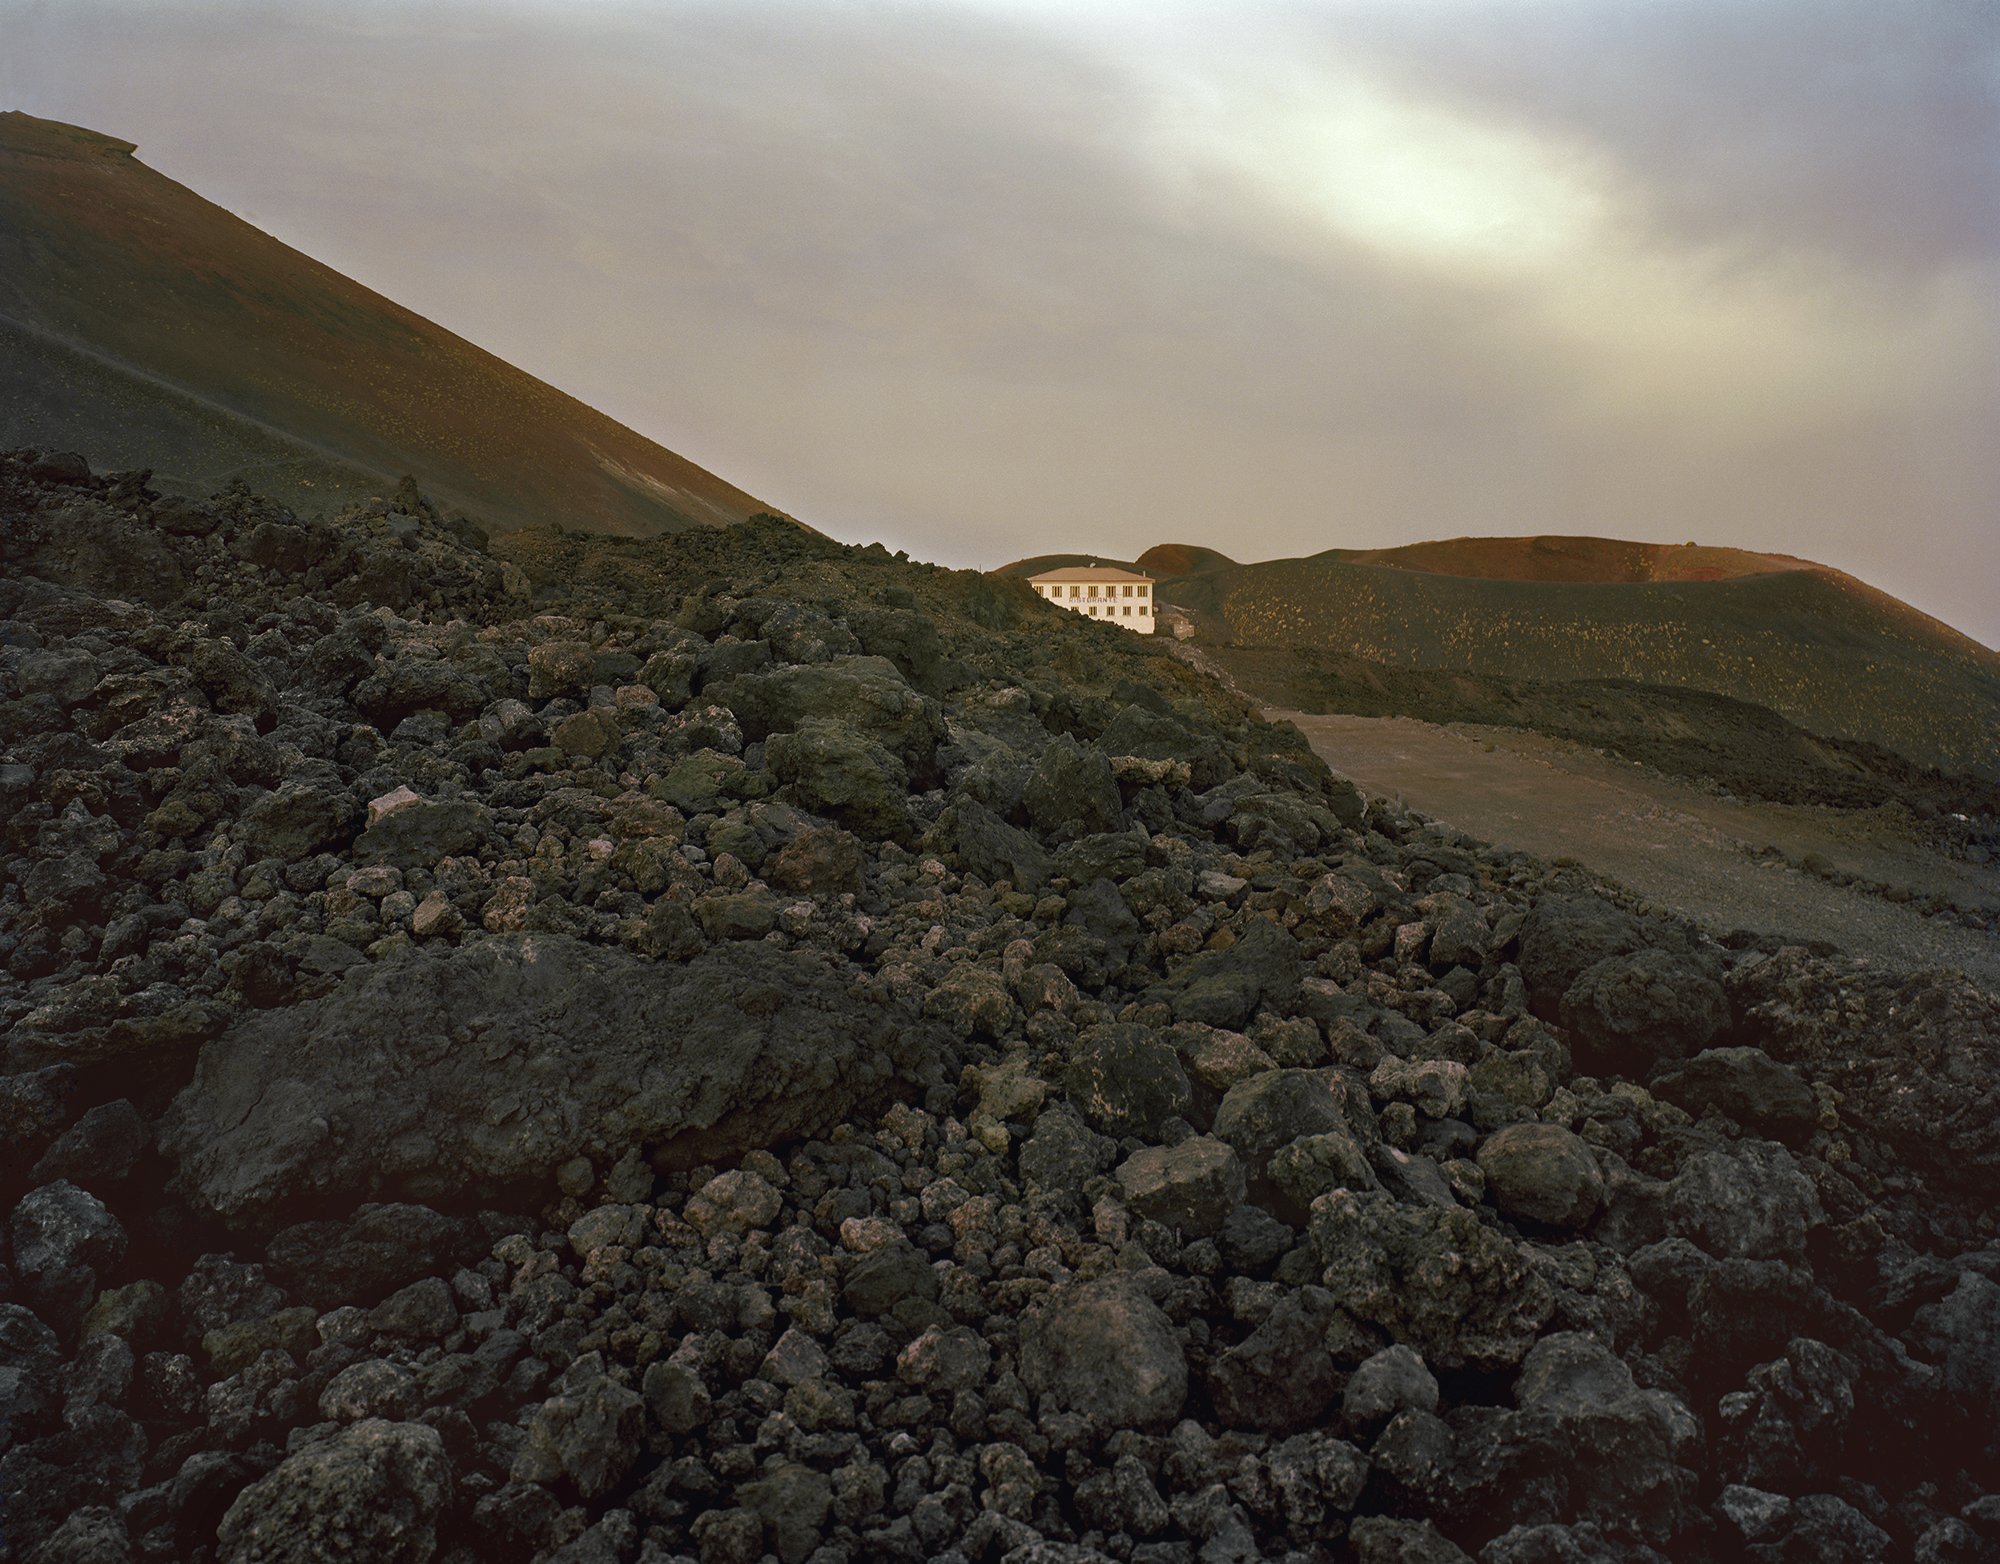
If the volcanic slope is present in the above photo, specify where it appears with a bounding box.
[8,449,2000,1563]
[0,112,769,536]
[1140,535,2000,778]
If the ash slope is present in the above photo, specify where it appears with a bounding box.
[0,113,770,538]
[1048,535,2000,780]
[5,449,2000,1564]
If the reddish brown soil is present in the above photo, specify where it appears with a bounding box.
[0,112,770,537]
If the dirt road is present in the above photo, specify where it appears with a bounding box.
[1282,711,2000,989]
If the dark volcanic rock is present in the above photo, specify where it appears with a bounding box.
[1559,946,1729,1073]
[2,451,1990,1564]
[1022,1276,1187,1428]
[160,934,948,1226]
[263,1204,469,1309]
[215,1418,451,1564]
[765,718,911,838]
[1476,1123,1605,1232]
[512,1352,644,1499]
[716,654,945,773]
[352,797,490,870]
[1213,1066,1373,1192]
[1518,892,1642,1020]
[12,1180,128,1321]
[1310,1189,1554,1371]
[1207,1285,1342,1433]
[1514,1333,1702,1541]
[1666,1139,1821,1261]
[1022,733,1123,840]
[1167,918,1303,1030]
[1341,1343,1439,1436]
[1649,1044,1817,1137]
[931,798,1052,891]
[841,1239,940,1318]
[30,1099,147,1188]
[1062,1023,1192,1139]
[1115,1136,1246,1238]
[1727,947,2000,1191]
[240,782,357,861]
[0,1303,62,1443]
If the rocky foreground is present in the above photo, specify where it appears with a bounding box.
[3,448,1999,1564]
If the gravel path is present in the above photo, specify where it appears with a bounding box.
[1282,710,2000,989]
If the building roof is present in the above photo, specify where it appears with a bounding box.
[1028,564,1153,584]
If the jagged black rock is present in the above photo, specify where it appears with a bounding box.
[2,450,1997,1564]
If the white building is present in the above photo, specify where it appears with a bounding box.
[1028,564,1157,634]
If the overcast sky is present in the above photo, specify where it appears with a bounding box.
[6,0,1997,646]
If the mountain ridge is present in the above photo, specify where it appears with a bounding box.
[0,110,772,537]
[1000,533,1999,776]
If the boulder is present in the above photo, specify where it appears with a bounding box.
[739,1462,835,1564]
[1310,1189,1554,1372]
[931,798,1052,891]
[240,783,357,861]
[263,1204,469,1310]
[1515,1333,1703,1542]
[216,1419,450,1564]
[1725,948,2000,1193]
[1342,1344,1439,1436]
[716,655,945,774]
[352,799,490,871]
[1649,1048,1817,1137]
[1207,1286,1342,1433]
[22,1505,133,1563]
[1371,1056,1470,1121]
[841,1240,939,1319]
[12,1181,128,1322]
[1348,1517,1474,1564]
[31,1100,147,1189]
[1022,1277,1187,1428]
[1518,893,1642,1020]
[1115,1137,1246,1238]
[1560,946,1728,1075]
[1096,703,1230,792]
[1166,919,1303,1030]
[1477,1124,1605,1232]
[526,641,594,699]
[1713,1338,1857,1492]
[686,1171,784,1238]
[161,935,946,1227]
[1018,1109,1117,1205]
[0,1303,62,1444]
[1022,734,1123,841]
[1213,1067,1374,1191]
[924,963,1019,1039]
[1909,1273,2000,1446]
[765,825,865,895]
[511,1353,643,1500]
[766,718,911,838]
[1062,1024,1192,1139]
[1268,1130,1380,1223]
[1666,1140,1822,1261]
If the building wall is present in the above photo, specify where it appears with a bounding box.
[1030,578,1157,634]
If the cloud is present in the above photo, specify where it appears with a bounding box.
[3,0,1995,644]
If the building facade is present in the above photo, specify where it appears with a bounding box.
[1027,564,1157,634]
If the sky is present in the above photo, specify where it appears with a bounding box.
[5,0,1998,647]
